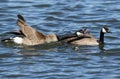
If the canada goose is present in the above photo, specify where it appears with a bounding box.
[67,27,111,46]
[60,28,90,42]
[2,14,59,45]
[57,28,89,41]
[2,14,82,46]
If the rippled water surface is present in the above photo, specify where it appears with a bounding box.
[0,0,120,79]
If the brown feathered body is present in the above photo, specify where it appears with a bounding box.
[13,15,58,45]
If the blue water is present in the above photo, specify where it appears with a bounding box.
[0,0,120,79]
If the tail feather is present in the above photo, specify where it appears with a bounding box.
[1,38,12,42]
[17,14,26,22]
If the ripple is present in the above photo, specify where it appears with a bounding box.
[73,4,84,8]
[0,53,13,58]
[33,4,52,8]
[4,74,29,78]
[7,6,26,9]
[45,11,64,16]
[0,0,120,79]
[67,15,80,19]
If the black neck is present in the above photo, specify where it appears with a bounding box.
[99,29,104,44]
[57,34,76,41]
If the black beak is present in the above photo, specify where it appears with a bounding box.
[108,30,112,33]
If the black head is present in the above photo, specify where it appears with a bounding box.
[75,28,89,37]
[102,27,111,33]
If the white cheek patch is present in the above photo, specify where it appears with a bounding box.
[102,28,107,33]
[76,32,83,36]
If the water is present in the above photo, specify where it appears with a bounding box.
[0,0,120,79]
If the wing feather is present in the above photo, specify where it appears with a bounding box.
[17,15,46,44]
